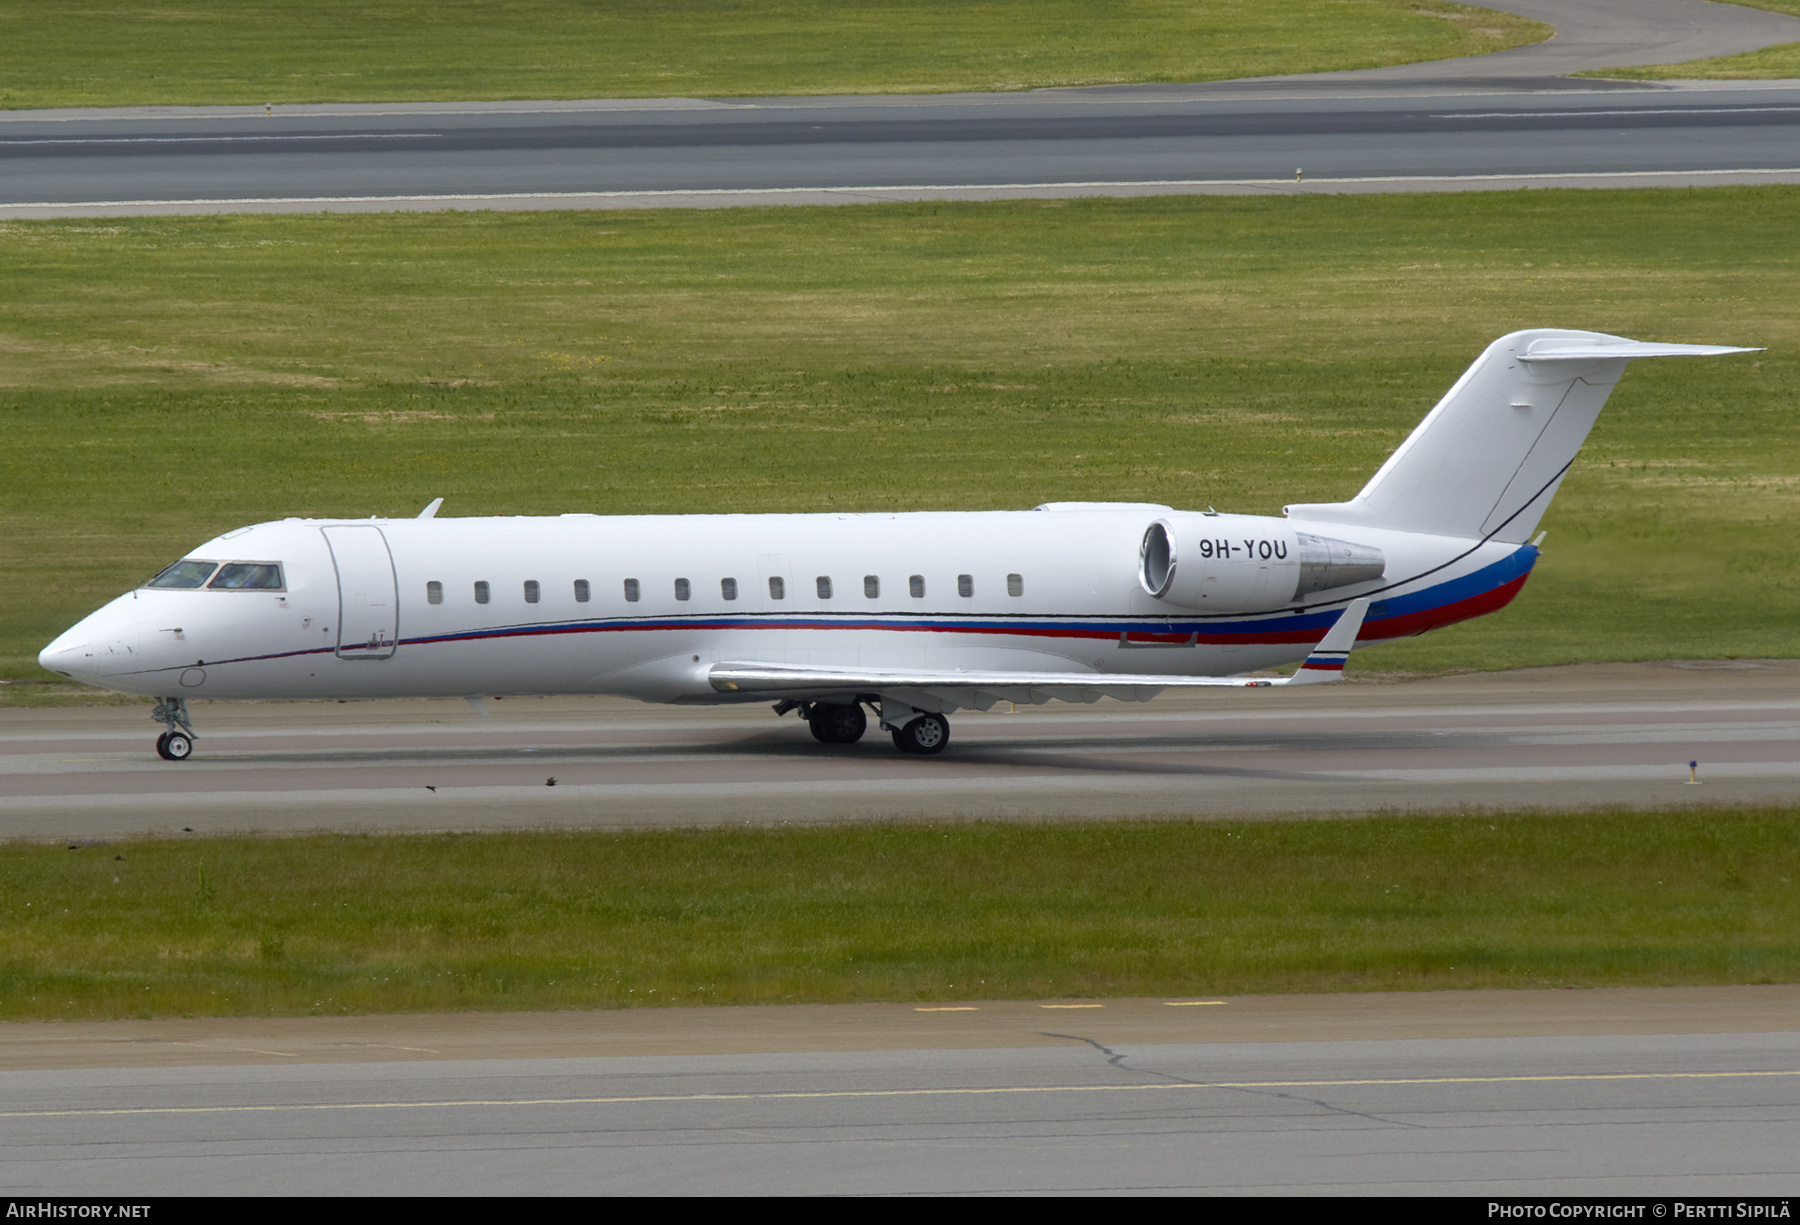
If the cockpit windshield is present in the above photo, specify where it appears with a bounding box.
[145,560,220,589]
[209,563,284,590]
[143,560,285,590]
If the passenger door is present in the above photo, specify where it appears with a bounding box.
[322,525,399,660]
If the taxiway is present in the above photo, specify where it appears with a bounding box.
[5,0,1800,217]
[3,986,1795,1195]
[4,661,1796,839]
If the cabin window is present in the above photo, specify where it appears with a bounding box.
[145,560,220,590]
[524,580,541,604]
[816,576,832,600]
[768,576,785,601]
[621,579,638,603]
[575,579,591,603]
[426,581,443,605]
[1008,573,1023,597]
[474,581,490,605]
[864,575,880,598]
[209,562,285,591]
[675,578,690,601]
[909,575,925,598]
[957,574,973,598]
[721,577,738,601]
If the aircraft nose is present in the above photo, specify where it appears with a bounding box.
[39,601,141,682]
[38,628,97,680]
[36,629,88,679]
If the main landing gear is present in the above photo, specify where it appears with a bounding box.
[807,702,868,744]
[151,696,197,761]
[889,711,950,756]
[770,700,870,744]
[772,698,950,755]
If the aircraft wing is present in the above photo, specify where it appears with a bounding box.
[709,600,1369,711]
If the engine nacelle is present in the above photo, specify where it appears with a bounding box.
[1138,513,1384,611]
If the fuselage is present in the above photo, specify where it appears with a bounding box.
[39,504,1534,703]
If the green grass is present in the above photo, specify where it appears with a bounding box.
[1583,0,1800,80]
[3,189,1797,686]
[0,1,1546,109]
[3,813,1794,1020]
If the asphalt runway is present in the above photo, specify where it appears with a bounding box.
[4,0,1800,217]
[3,987,1795,1195]
[4,660,1796,839]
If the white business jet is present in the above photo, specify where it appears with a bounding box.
[40,329,1754,760]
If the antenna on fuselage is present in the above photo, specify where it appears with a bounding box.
[417,497,444,519]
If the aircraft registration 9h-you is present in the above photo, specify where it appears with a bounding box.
[40,329,1755,761]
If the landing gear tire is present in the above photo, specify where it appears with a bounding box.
[151,697,198,761]
[891,712,949,756]
[156,731,193,761]
[808,703,868,744]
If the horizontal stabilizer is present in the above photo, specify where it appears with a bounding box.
[1517,340,1760,362]
[709,601,1370,712]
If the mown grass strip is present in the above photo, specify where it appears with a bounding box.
[0,1,1545,109]
[3,189,1796,685]
[2,811,1795,1021]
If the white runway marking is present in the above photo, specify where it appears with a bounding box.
[6,167,1800,215]
[1436,106,1800,118]
[6,761,1799,814]
[0,133,441,146]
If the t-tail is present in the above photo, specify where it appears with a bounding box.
[1284,330,1758,542]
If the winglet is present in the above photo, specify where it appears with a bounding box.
[1280,598,1370,686]
[418,497,444,520]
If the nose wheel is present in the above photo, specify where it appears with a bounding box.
[155,731,194,761]
[151,696,198,761]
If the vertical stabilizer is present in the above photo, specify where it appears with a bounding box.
[1283,330,1756,542]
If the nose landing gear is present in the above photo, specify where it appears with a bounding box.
[155,730,194,761]
[151,697,198,761]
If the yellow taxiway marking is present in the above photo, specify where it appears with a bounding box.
[914,1007,979,1012]
[1040,1004,1104,1009]
[1165,1001,1227,1007]
[3,1070,1794,1120]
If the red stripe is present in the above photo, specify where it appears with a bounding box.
[1359,573,1532,641]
